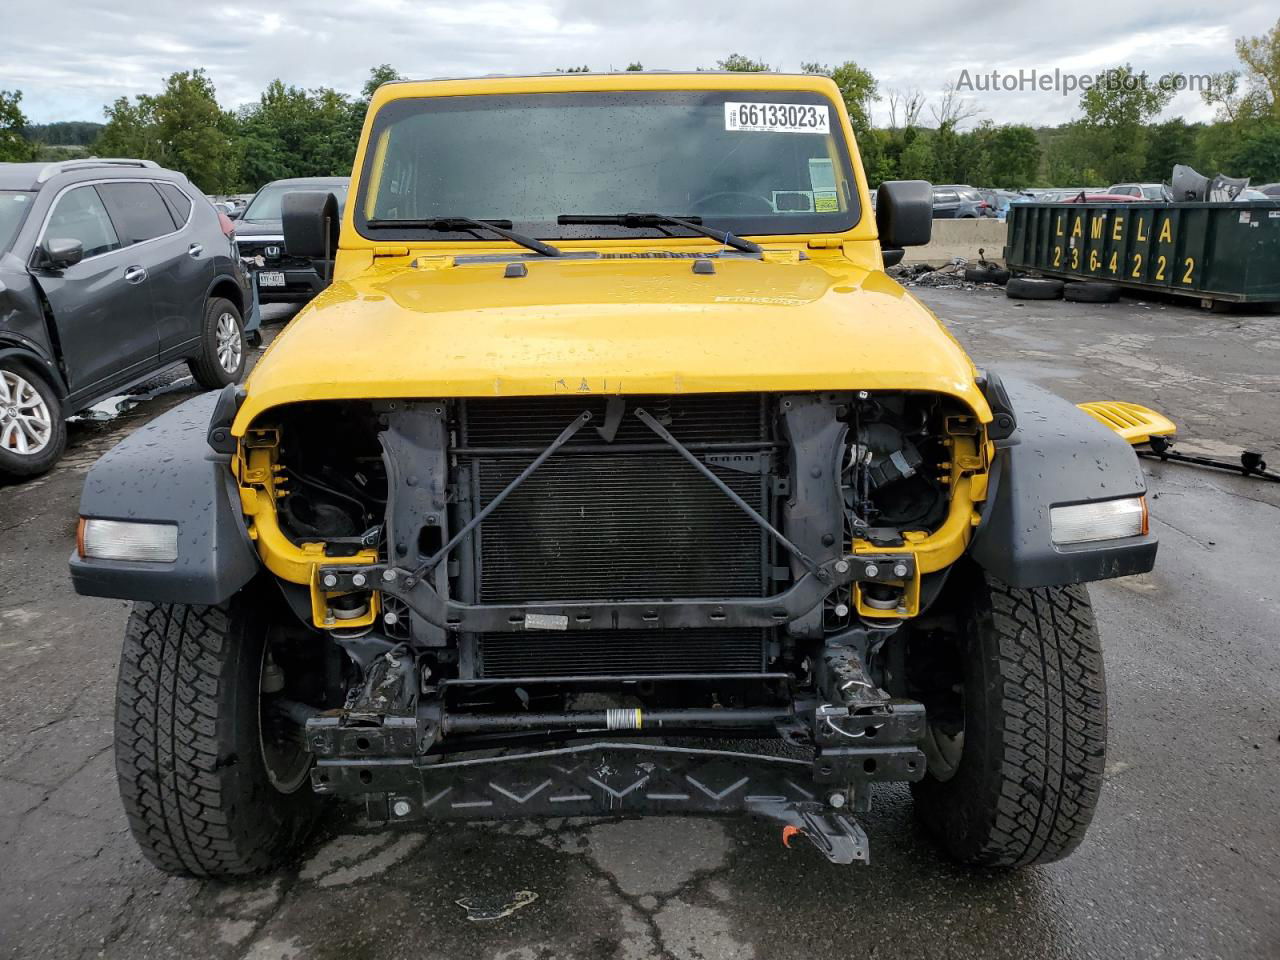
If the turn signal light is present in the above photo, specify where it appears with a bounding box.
[77,518,179,563]
[1049,496,1148,545]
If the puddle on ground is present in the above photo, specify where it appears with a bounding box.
[70,375,196,423]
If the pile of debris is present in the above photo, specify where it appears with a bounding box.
[889,261,972,289]
[889,255,1010,290]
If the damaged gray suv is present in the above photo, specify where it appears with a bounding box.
[0,158,257,479]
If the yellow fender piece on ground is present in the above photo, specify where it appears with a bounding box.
[1077,401,1178,446]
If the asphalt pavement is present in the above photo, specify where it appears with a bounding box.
[1,291,1277,960]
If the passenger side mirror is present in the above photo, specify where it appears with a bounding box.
[876,181,933,250]
[226,208,242,220]
[42,238,84,269]
[282,191,340,261]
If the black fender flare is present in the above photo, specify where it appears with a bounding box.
[68,390,261,604]
[0,341,67,399]
[968,376,1157,588]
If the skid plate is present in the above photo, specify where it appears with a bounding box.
[313,741,832,822]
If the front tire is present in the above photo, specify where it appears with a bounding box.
[911,567,1107,867]
[114,592,322,878]
[189,297,246,389]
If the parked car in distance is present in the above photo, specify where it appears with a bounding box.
[1106,183,1171,201]
[1060,192,1141,203]
[234,177,349,304]
[1233,188,1275,202]
[978,189,1024,220]
[1259,183,1280,198]
[931,185,987,218]
[0,158,256,479]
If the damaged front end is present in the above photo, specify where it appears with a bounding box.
[237,390,991,863]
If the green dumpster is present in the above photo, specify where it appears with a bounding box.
[1004,202,1280,305]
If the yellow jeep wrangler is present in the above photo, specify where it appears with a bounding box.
[71,72,1155,876]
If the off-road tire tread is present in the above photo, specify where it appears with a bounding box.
[914,577,1106,867]
[983,580,1105,865]
[115,601,289,877]
[189,298,243,390]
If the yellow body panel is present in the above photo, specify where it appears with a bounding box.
[234,256,989,431]
[1077,401,1177,446]
[230,73,994,624]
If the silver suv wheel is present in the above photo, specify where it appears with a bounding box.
[216,311,243,374]
[0,370,53,456]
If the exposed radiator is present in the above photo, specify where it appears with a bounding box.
[459,394,771,604]
[478,629,767,678]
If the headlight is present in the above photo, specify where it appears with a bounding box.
[77,519,179,563]
[1049,497,1147,545]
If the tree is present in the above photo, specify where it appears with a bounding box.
[557,65,590,73]
[1077,64,1174,182]
[801,60,882,178]
[1223,122,1280,181]
[237,80,364,186]
[897,132,936,181]
[885,88,926,129]
[625,62,644,71]
[801,61,879,135]
[1141,118,1200,181]
[362,64,404,100]
[985,124,1040,187]
[929,82,980,128]
[1201,71,1243,122]
[95,70,239,192]
[0,90,37,162]
[717,54,769,72]
[1234,16,1280,117]
[23,121,104,146]
[95,96,160,159]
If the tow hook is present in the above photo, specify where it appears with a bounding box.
[747,799,870,865]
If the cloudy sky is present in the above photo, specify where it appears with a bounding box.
[4,1,1276,127]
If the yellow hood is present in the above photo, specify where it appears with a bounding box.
[234,255,988,431]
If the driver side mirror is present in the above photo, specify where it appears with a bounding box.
[226,208,242,220]
[875,180,933,251]
[282,191,340,261]
[42,238,84,269]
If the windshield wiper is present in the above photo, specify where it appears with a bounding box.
[557,213,762,255]
[365,217,562,257]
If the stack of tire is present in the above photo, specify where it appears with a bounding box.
[1006,277,1121,303]
[963,264,1011,286]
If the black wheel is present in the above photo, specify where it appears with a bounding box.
[114,589,324,878]
[0,362,66,480]
[189,297,246,389]
[964,265,1011,285]
[910,566,1107,867]
[1063,281,1121,303]
[1006,277,1064,300]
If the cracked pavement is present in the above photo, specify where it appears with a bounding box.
[2,294,1278,960]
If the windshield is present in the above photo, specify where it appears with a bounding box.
[0,191,35,253]
[244,182,348,222]
[356,90,859,241]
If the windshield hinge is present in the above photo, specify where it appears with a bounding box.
[410,255,456,270]
[761,249,804,264]
[806,237,843,249]
[373,245,410,257]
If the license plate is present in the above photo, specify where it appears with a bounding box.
[258,271,286,287]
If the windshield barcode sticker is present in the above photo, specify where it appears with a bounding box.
[725,102,829,134]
